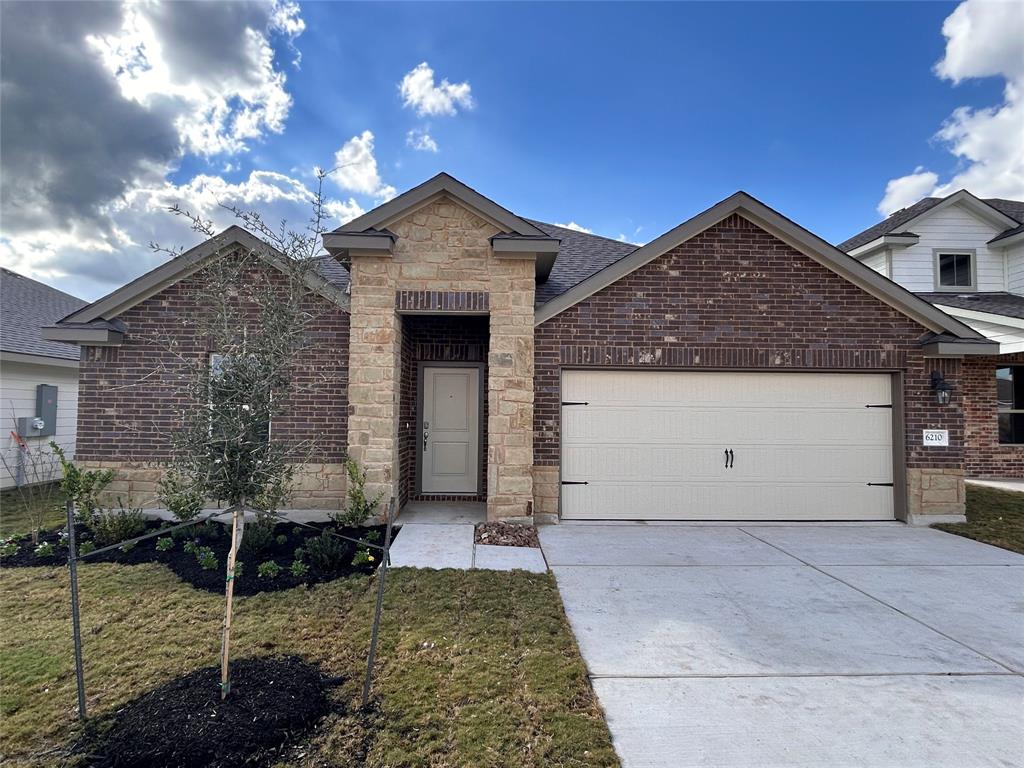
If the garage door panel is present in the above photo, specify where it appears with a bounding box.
[564,407,890,446]
[561,370,895,521]
[563,370,892,408]
[563,445,892,483]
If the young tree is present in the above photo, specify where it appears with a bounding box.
[152,169,344,698]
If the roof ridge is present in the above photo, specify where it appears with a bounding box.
[526,218,639,249]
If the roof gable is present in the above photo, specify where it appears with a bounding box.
[57,226,350,329]
[335,172,547,237]
[840,190,1022,252]
[534,191,986,341]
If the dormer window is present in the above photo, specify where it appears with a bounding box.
[934,250,976,291]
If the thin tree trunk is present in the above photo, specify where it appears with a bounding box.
[220,503,245,700]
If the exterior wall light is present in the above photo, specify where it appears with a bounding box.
[930,370,952,405]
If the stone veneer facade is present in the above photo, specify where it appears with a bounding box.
[346,197,536,521]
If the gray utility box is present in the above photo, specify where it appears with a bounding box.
[15,384,58,438]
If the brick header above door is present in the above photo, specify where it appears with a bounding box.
[396,290,490,313]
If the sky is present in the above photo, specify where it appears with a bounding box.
[1,0,1022,301]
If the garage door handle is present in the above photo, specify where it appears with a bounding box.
[724,449,734,468]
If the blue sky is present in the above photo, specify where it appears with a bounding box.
[2,0,1021,299]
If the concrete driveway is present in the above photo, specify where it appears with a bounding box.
[540,523,1024,768]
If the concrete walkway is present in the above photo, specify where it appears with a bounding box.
[967,478,1024,494]
[541,523,1024,768]
[387,502,547,572]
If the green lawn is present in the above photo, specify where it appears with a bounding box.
[0,563,617,768]
[934,484,1024,554]
[0,484,66,538]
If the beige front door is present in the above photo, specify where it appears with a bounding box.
[421,366,480,494]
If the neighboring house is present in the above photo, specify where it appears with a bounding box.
[840,190,1024,479]
[45,174,1001,525]
[0,269,86,488]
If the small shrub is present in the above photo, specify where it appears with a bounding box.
[330,458,385,528]
[306,532,346,572]
[241,514,275,556]
[364,530,381,543]
[183,540,200,555]
[88,500,146,547]
[275,534,288,547]
[51,442,115,522]
[78,540,96,556]
[233,561,244,578]
[351,548,374,567]
[289,559,309,578]
[199,522,221,539]
[292,526,304,538]
[0,537,18,558]
[156,470,205,522]
[155,537,174,552]
[293,547,305,562]
[34,541,55,558]
[257,560,281,579]
[196,546,217,571]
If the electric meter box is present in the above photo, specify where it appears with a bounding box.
[15,384,58,438]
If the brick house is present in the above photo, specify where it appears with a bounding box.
[45,174,1002,524]
[840,190,1024,480]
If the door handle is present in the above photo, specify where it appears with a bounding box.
[724,449,734,469]
[423,421,430,451]
[728,449,734,468]
[724,449,730,468]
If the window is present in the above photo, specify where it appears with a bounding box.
[935,251,975,290]
[996,366,1024,445]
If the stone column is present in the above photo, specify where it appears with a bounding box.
[346,257,401,507]
[487,263,535,521]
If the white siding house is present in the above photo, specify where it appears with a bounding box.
[0,269,86,489]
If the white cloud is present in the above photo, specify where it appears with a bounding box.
[879,0,1024,214]
[86,0,302,157]
[0,169,365,300]
[877,168,940,216]
[399,62,473,117]
[332,131,397,202]
[406,128,439,153]
[553,221,593,234]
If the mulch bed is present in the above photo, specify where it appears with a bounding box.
[475,522,540,548]
[77,656,339,767]
[0,519,395,595]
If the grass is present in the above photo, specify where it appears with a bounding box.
[934,484,1024,554]
[0,484,67,538]
[0,563,618,768]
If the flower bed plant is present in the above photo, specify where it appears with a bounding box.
[0,518,393,595]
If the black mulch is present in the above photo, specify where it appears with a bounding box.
[77,656,339,768]
[0,520,395,595]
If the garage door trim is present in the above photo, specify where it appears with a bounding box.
[557,367,907,522]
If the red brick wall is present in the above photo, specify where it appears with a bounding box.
[398,315,489,504]
[535,214,964,472]
[962,352,1024,477]
[76,257,349,462]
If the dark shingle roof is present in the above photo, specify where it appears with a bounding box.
[839,195,1024,252]
[527,220,638,306]
[1,269,87,360]
[916,292,1024,321]
[311,255,351,292]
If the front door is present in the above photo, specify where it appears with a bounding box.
[421,366,480,493]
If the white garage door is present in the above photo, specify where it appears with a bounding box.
[561,370,895,521]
